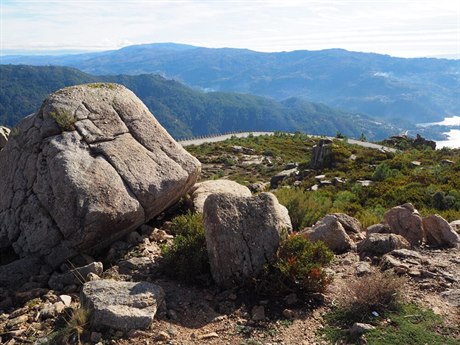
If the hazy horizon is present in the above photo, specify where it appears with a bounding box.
[1,0,459,59]
[1,42,459,60]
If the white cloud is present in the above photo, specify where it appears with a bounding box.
[1,0,459,57]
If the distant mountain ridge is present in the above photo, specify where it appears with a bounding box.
[2,43,459,124]
[0,65,398,140]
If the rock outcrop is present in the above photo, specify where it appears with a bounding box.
[0,126,10,150]
[189,179,252,213]
[0,83,201,270]
[81,279,165,331]
[423,214,460,247]
[310,138,333,169]
[383,203,424,246]
[203,192,291,288]
[302,215,356,253]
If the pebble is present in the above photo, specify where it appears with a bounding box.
[199,332,219,339]
[155,331,171,341]
[59,294,72,307]
[282,309,295,319]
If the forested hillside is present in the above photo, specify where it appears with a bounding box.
[0,65,398,139]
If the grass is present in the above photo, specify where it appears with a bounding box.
[45,308,90,345]
[322,304,460,345]
[50,109,76,131]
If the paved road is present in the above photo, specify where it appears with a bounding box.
[179,131,396,152]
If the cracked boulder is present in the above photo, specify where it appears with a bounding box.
[203,192,291,288]
[0,83,201,270]
[383,203,424,246]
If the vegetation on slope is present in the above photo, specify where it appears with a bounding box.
[3,43,458,124]
[186,133,460,228]
[0,65,398,139]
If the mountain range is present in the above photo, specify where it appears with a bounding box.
[2,43,459,124]
[0,65,398,140]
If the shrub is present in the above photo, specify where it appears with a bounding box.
[335,271,405,325]
[161,212,210,283]
[254,234,333,297]
[275,188,332,230]
[50,109,76,131]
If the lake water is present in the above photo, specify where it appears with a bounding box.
[436,129,460,149]
[418,116,460,149]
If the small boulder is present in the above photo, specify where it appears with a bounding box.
[358,233,410,257]
[270,168,298,189]
[48,262,103,290]
[383,203,424,246]
[423,214,460,247]
[203,193,291,288]
[302,215,355,253]
[189,180,252,213]
[0,126,10,149]
[366,223,392,235]
[81,279,165,331]
[350,322,376,336]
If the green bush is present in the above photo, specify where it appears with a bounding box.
[275,188,332,230]
[50,109,76,131]
[161,212,210,283]
[254,234,333,297]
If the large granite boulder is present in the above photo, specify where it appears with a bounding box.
[383,203,424,246]
[0,126,10,150]
[203,192,291,288]
[0,83,201,269]
[301,215,355,253]
[81,279,165,331]
[423,214,460,247]
[189,179,252,213]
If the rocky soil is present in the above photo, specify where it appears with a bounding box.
[0,215,459,345]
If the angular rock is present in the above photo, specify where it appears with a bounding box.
[440,289,460,307]
[302,215,355,253]
[203,193,291,287]
[0,126,10,149]
[350,322,376,336]
[423,214,460,247]
[48,262,103,290]
[81,279,165,331]
[270,168,298,189]
[355,262,373,276]
[332,213,362,234]
[366,223,392,235]
[189,180,252,213]
[383,203,424,246]
[0,83,200,268]
[358,233,410,256]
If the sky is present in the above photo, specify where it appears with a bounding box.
[1,0,459,58]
